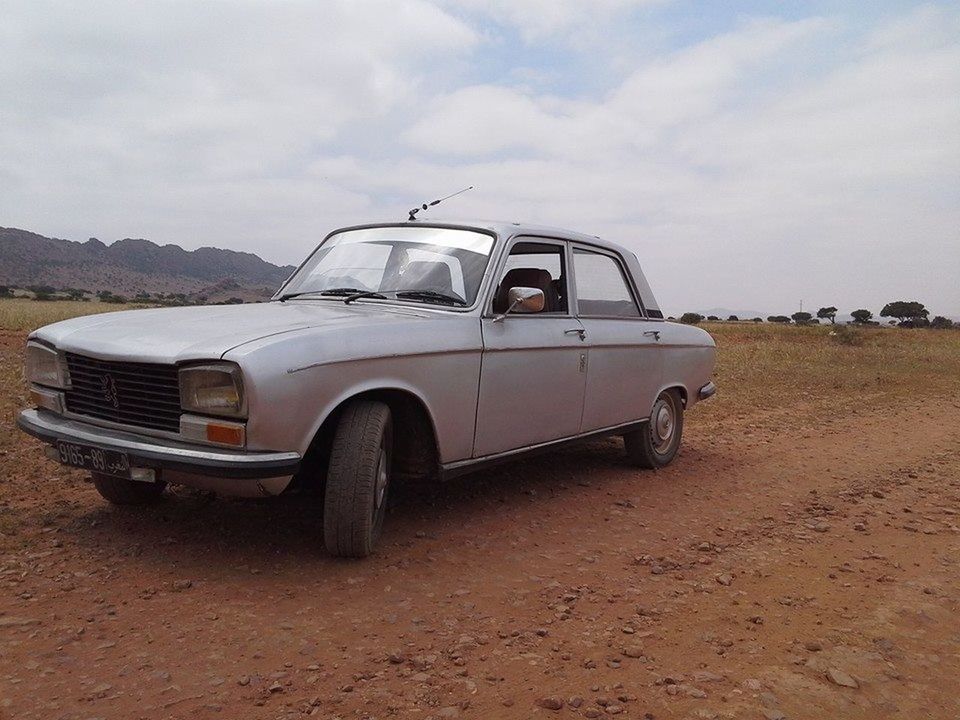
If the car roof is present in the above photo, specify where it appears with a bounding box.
[329,218,632,257]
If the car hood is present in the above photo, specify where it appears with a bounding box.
[31,301,439,364]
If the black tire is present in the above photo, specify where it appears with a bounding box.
[323,400,393,558]
[92,473,166,505]
[624,389,684,469]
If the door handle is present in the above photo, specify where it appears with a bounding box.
[564,328,586,341]
[643,330,661,341]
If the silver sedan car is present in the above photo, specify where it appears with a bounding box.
[18,220,716,556]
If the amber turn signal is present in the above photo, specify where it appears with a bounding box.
[206,422,245,447]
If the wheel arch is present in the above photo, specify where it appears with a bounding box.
[296,384,441,490]
[657,382,689,408]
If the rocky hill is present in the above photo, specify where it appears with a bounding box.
[0,227,295,298]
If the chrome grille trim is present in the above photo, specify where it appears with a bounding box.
[63,353,182,433]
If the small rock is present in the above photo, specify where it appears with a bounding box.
[604,705,624,715]
[804,641,823,652]
[715,573,734,586]
[825,668,859,689]
[537,696,564,711]
[172,580,193,591]
[622,646,645,658]
[584,710,602,719]
[237,675,250,686]
[269,682,283,693]
[568,696,584,708]
[762,709,786,720]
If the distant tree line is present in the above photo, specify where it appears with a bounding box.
[0,285,250,306]
[677,300,954,329]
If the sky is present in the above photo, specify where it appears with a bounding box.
[1,0,958,317]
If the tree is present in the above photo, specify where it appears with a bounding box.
[707,315,720,321]
[679,312,704,325]
[816,306,838,324]
[727,315,739,321]
[791,311,813,325]
[767,315,791,324]
[0,285,10,298]
[931,316,954,329]
[851,309,873,324]
[880,300,928,326]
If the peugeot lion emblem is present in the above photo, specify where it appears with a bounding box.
[100,373,119,409]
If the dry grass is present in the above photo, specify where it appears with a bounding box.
[699,322,960,419]
[0,298,151,332]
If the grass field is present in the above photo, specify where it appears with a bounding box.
[0,298,151,332]
[2,299,959,421]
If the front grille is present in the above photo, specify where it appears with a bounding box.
[63,353,182,433]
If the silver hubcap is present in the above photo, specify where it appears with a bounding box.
[651,398,675,453]
[374,447,388,510]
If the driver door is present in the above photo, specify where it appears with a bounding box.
[473,238,588,457]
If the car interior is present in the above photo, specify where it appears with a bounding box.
[492,242,567,314]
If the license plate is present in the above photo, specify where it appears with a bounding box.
[56,441,131,478]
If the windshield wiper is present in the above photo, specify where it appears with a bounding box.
[343,290,387,305]
[395,290,467,306]
[277,290,324,302]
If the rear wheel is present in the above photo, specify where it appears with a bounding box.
[624,389,684,468]
[91,473,166,505]
[323,400,393,558]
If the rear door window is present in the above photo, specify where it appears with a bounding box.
[572,249,641,318]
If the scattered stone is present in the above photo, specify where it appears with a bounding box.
[693,671,724,683]
[537,696,564,711]
[825,668,859,689]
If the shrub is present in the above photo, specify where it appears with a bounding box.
[679,312,704,325]
[727,315,739,321]
[930,316,954,330]
[829,324,863,346]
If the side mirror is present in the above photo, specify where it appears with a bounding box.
[494,286,544,322]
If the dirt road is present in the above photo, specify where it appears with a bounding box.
[2,372,959,719]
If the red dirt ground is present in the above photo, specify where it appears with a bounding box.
[1,329,959,719]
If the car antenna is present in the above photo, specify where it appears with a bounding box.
[408,186,473,221]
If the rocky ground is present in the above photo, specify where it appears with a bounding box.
[1,329,959,719]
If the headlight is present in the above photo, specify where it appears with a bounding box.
[25,342,69,388]
[179,363,246,418]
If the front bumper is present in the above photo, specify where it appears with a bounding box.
[17,409,301,480]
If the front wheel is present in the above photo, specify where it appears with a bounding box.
[624,389,684,469]
[323,400,393,558]
[91,473,166,505]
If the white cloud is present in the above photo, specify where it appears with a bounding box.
[1,2,958,316]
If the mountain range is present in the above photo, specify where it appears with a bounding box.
[0,227,295,300]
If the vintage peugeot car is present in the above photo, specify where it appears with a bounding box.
[18,220,716,556]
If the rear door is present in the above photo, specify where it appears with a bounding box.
[572,245,663,431]
[474,238,588,457]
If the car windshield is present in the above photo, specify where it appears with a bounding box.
[278,226,495,306]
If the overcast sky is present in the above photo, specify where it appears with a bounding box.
[2,1,958,316]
